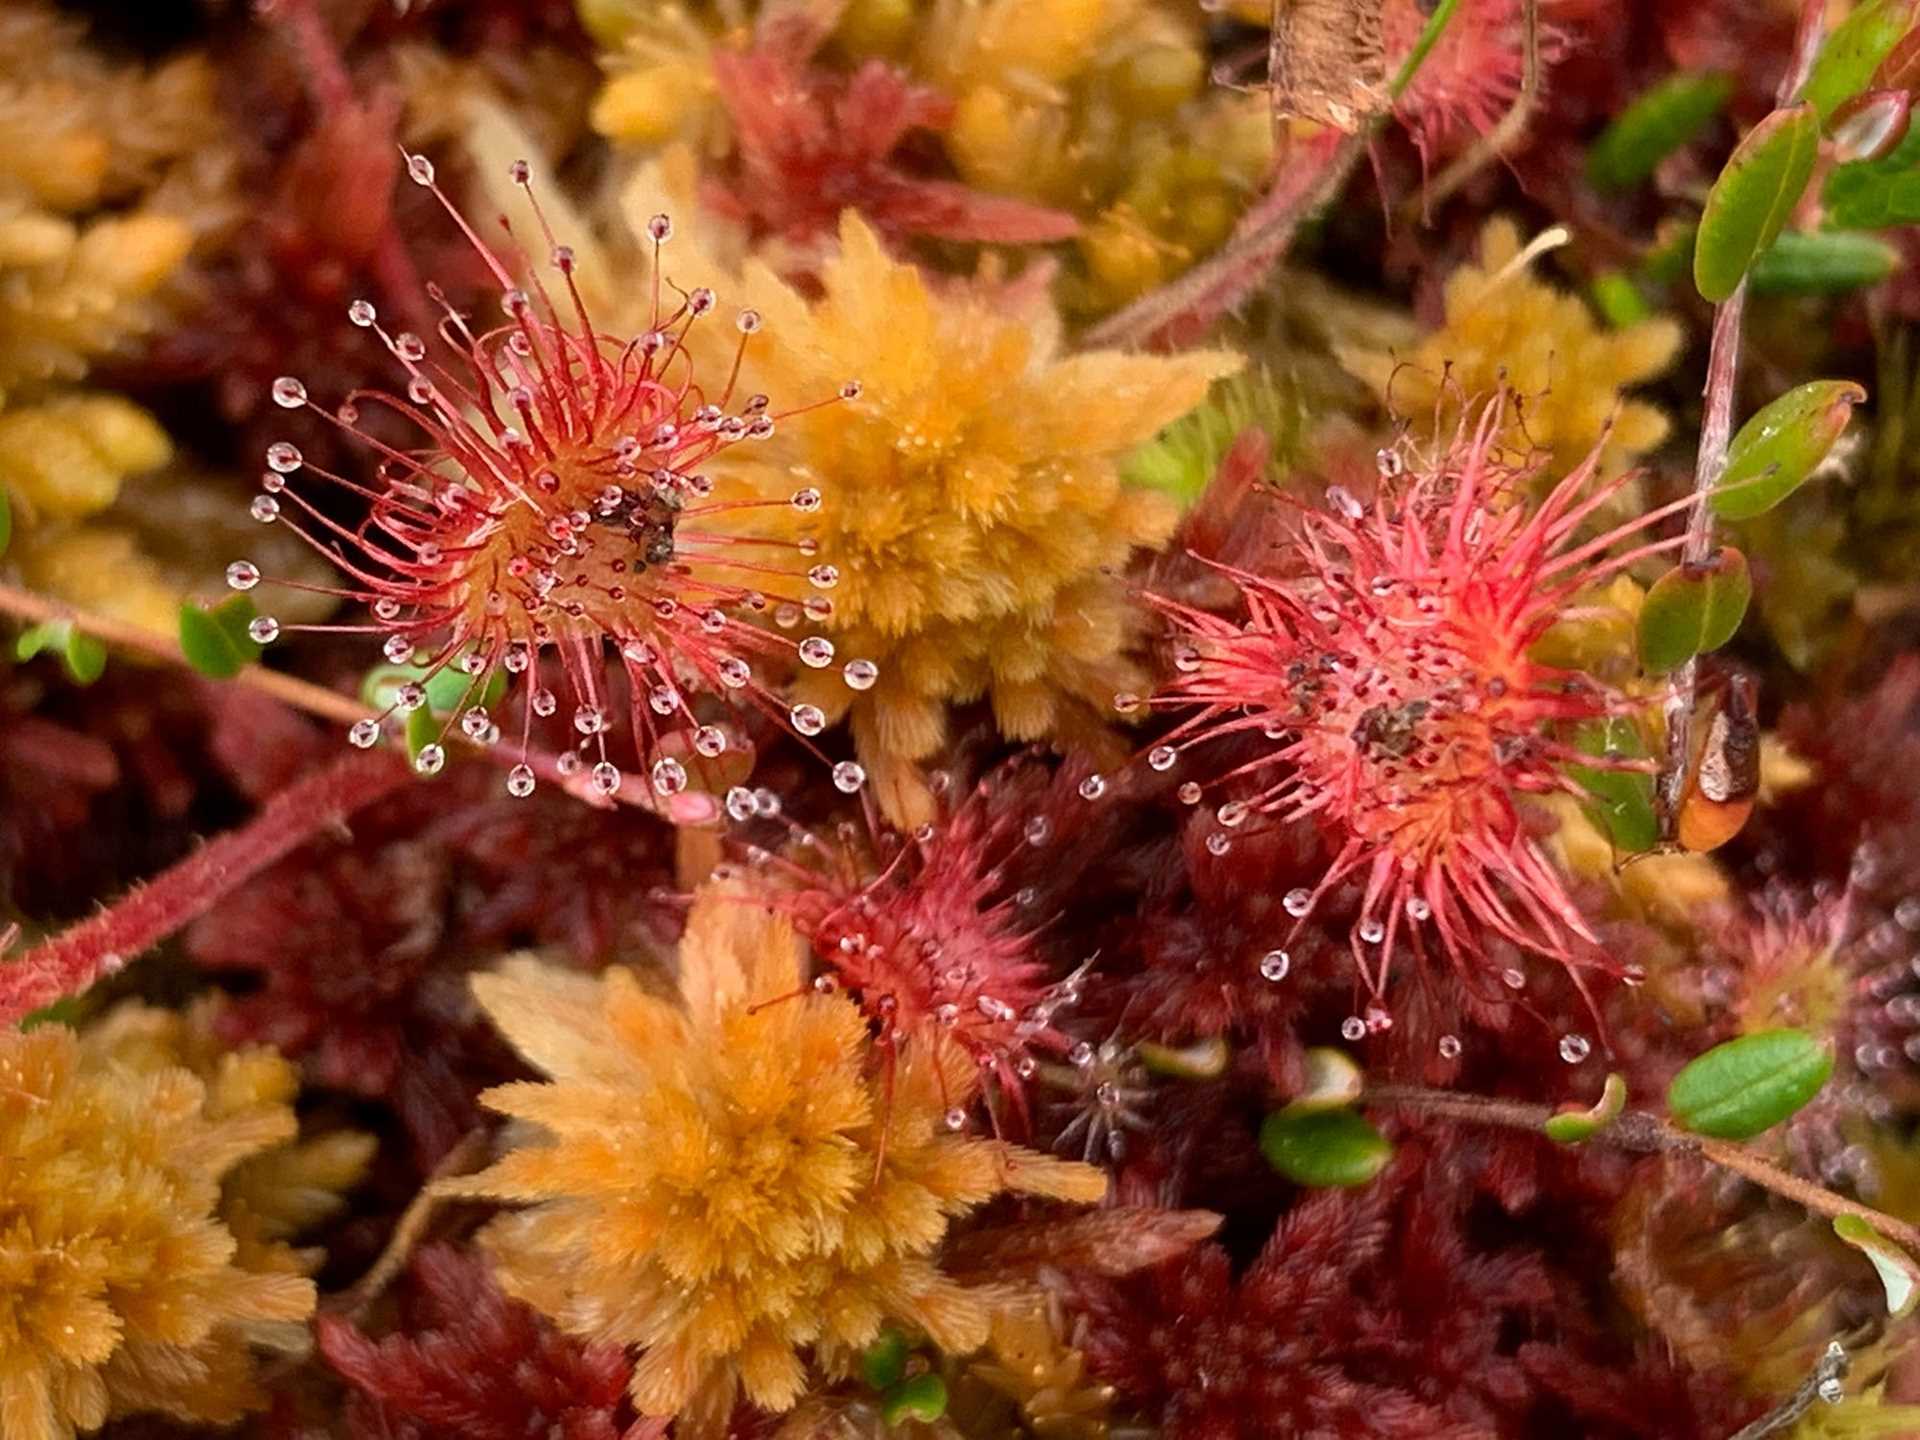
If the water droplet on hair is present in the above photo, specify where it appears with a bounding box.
[461,707,491,739]
[1340,1016,1366,1041]
[590,761,621,796]
[1078,774,1107,801]
[790,487,822,512]
[652,758,688,795]
[271,376,307,408]
[348,718,380,748]
[736,308,762,334]
[226,561,260,591]
[1325,484,1364,519]
[790,704,826,736]
[1069,1042,1095,1066]
[348,299,377,327]
[1501,967,1526,990]
[383,635,414,663]
[944,1107,967,1131]
[798,636,834,668]
[842,658,878,691]
[1024,816,1051,846]
[647,213,673,243]
[1178,781,1202,804]
[573,705,605,735]
[1148,745,1178,771]
[839,380,862,399]
[1406,897,1432,921]
[1438,1034,1462,1059]
[832,761,866,793]
[1558,1034,1591,1064]
[505,763,536,797]
[1260,950,1290,981]
[405,153,435,185]
[807,564,839,589]
[265,442,302,474]
[1283,888,1313,918]
[414,744,445,775]
[530,688,557,717]
[1357,917,1385,944]
[248,616,280,644]
[693,725,728,758]
[1205,832,1230,855]
[717,657,751,689]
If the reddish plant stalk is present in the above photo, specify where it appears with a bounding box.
[0,750,411,1025]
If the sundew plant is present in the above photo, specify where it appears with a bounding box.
[5,1,1920,1438]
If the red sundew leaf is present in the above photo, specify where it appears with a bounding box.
[1829,88,1913,163]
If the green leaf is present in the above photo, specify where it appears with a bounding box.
[1567,717,1659,853]
[1137,1035,1231,1079]
[1715,380,1867,521]
[1749,230,1901,294]
[859,1328,910,1392]
[1544,1072,1628,1143]
[1802,0,1918,123]
[1259,1107,1392,1188]
[405,705,441,770]
[16,620,107,685]
[1587,72,1732,192]
[1590,271,1652,326]
[1825,114,1920,226]
[1667,1028,1834,1139]
[21,995,88,1032]
[178,597,262,679]
[361,653,507,716]
[880,1374,948,1426]
[1695,103,1822,303]
[1833,1215,1920,1318]
[1637,548,1753,674]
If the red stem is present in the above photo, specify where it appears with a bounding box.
[0,750,411,1026]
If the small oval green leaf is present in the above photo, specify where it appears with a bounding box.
[1695,104,1822,303]
[1260,1107,1392,1188]
[1749,230,1901,294]
[1638,548,1752,674]
[1568,717,1659,854]
[1587,71,1732,192]
[1544,1072,1628,1144]
[1802,0,1919,123]
[1667,1028,1833,1139]
[179,597,262,679]
[1715,380,1867,521]
[16,620,107,685]
[1833,1214,1920,1318]
[860,1328,909,1392]
[880,1374,948,1426]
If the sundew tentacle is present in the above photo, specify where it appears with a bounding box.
[227,153,875,806]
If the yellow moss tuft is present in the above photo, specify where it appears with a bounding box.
[447,885,1106,1438]
[1340,219,1682,477]
[709,211,1238,821]
[0,1001,364,1440]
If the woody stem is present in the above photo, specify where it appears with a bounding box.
[1364,1084,1920,1256]
[0,750,412,1025]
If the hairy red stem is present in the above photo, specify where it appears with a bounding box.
[0,750,411,1025]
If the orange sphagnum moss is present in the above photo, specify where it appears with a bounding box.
[709,211,1240,823]
[1339,218,1681,479]
[445,883,1108,1438]
[0,1001,368,1440]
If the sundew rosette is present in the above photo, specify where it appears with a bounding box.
[1145,399,1690,1040]
[225,154,869,805]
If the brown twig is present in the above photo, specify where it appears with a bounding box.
[1365,1084,1920,1256]
[0,750,412,1025]
[327,1127,490,1318]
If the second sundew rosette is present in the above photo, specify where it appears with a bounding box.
[702,211,1241,823]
